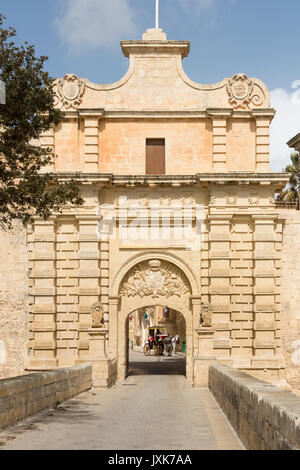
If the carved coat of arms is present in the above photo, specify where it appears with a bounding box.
[227,74,254,110]
[55,74,85,109]
[120,260,190,299]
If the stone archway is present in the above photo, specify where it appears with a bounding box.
[110,256,199,385]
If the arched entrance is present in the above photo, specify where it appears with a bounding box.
[127,305,186,378]
[109,253,201,386]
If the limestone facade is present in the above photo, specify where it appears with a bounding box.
[1,27,300,390]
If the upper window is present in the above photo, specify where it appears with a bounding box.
[146,139,165,175]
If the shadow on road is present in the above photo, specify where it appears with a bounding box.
[128,354,186,377]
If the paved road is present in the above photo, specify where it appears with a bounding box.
[0,351,243,450]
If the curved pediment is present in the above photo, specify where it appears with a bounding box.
[53,29,270,112]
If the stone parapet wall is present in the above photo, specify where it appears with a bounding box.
[0,364,92,430]
[209,363,300,450]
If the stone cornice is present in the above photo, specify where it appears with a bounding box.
[78,109,105,118]
[61,108,277,121]
[106,110,207,119]
[54,172,289,187]
[287,132,300,151]
[196,173,289,184]
[120,40,190,59]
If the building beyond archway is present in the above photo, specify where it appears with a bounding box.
[126,306,186,378]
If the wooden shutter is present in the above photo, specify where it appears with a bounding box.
[146,139,165,174]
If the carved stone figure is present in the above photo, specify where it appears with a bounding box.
[91,303,105,328]
[200,303,213,328]
[120,260,190,299]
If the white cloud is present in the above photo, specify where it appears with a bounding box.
[54,0,137,54]
[172,0,217,15]
[54,0,224,54]
[270,88,300,171]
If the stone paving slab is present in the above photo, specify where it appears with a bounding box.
[0,352,243,450]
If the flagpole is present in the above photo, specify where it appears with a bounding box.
[156,0,159,29]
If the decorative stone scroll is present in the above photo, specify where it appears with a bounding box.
[120,260,191,299]
[227,74,264,110]
[54,74,85,109]
[200,303,213,328]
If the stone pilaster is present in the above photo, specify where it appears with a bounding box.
[230,216,254,367]
[207,110,231,171]
[28,219,57,369]
[55,217,79,367]
[252,215,280,369]
[191,296,202,385]
[109,297,120,357]
[79,110,104,172]
[81,328,112,388]
[40,127,55,172]
[76,216,101,362]
[194,328,216,387]
[253,112,273,172]
[100,229,110,348]
[208,215,232,362]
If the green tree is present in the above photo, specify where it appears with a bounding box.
[277,152,299,207]
[0,14,83,229]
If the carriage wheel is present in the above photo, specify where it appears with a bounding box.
[166,344,172,357]
[144,344,151,356]
[154,345,160,356]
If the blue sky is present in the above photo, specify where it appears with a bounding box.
[1,0,300,171]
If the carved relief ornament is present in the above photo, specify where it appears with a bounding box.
[227,74,264,110]
[160,194,171,207]
[54,74,85,109]
[137,193,150,208]
[182,194,195,207]
[226,193,238,205]
[120,260,190,299]
[248,193,260,205]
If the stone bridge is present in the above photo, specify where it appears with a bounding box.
[0,351,300,450]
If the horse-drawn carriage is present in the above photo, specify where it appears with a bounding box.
[143,326,179,357]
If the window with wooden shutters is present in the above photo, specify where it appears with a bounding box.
[146,139,165,175]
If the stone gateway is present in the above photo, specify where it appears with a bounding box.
[1,27,300,392]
